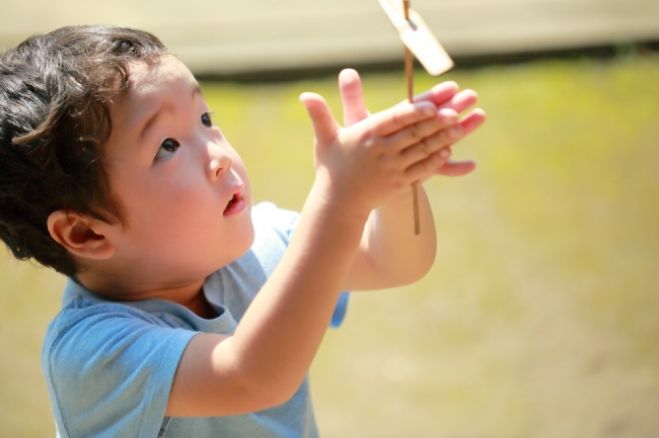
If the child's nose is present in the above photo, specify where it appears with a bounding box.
[207,146,232,181]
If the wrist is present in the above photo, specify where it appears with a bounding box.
[308,175,372,227]
[383,182,423,209]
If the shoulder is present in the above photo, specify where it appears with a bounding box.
[42,297,196,437]
[251,201,299,242]
[46,296,187,352]
[238,201,299,268]
[44,295,180,361]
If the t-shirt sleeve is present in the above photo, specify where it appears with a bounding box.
[43,307,196,438]
[257,202,350,328]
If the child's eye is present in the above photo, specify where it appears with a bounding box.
[201,112,213,127]
[154,137,180,161]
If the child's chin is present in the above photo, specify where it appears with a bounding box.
[225,218,256,262]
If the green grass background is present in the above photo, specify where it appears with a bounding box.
[1,53,658,437]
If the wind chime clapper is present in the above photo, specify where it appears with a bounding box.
[379,0,455,235]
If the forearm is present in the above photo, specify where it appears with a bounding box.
[168,182,369,416]
[356,184,437,289]
[223,180,368,400]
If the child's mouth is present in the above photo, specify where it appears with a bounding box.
[223,193,245,216]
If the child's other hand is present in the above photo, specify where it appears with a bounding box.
[337,68,486,177]
[300,89,457,217]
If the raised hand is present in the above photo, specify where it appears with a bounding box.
[337,68,486,177]
[299,87,460,219]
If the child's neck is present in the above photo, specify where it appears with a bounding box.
[77,272,217,318]
[176,288,218,319]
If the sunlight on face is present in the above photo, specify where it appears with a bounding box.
[99,55,254,294]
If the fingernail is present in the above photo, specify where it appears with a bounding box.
[440,149,450,158]
[438,109,457,124]
[432,81,457,92]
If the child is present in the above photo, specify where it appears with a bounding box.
[0,25,485,437]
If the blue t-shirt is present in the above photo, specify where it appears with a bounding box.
[42,202,349,437]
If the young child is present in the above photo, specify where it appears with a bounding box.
[0,25,485,437]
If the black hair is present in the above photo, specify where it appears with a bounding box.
[0,25,167,276]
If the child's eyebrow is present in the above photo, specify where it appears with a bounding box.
[137,83,204,142]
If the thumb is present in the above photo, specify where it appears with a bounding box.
[299,92,339,146]
[338,68,369,127]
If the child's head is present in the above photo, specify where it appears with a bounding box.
[0,25,166,276]
[0,25,253,286]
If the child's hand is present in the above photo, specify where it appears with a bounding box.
[337,69,486,177]
[300,91,458,218]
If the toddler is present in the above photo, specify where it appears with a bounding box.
[0,25,485,437]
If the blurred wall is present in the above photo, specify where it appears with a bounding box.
[1,0,658,74]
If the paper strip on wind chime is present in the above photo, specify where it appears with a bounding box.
[378,0,454,76]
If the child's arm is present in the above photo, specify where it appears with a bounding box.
[336,69,487,290]
[166,96,443,417]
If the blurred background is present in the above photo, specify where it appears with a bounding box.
[1,1,658,436]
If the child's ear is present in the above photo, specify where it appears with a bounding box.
[47,210,115,260]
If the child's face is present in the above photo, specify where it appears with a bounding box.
[100,55,254,289]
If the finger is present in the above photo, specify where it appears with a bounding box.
[415,148,454,184]
[369,101,436,137]
[436,160,477,177]
[385,112,454,151]
[432,108,485,153]
[299,92,340,146]
[458,108,487,136]
[439,89,479,114]
[411,81,459,107]
[431,110,484,177]
[398,125,462,167]
[404,149,451,183]
[339,69,369,127]
[438,107,460,126]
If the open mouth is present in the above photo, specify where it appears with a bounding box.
[223,193,245,216]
